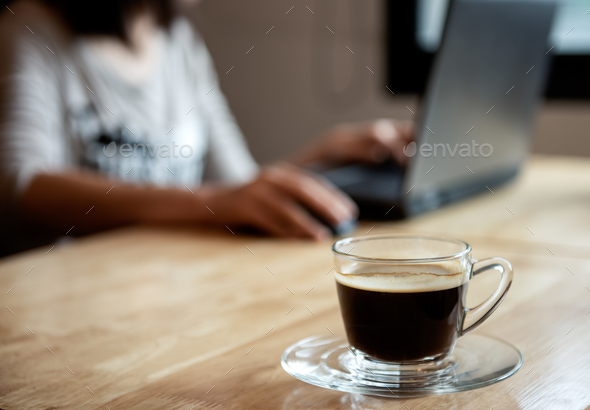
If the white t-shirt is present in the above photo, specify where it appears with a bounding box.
[0,1,258,252]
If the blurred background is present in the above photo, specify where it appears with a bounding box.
[189,0,590,164]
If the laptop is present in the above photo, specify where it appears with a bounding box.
[320,0,556,220]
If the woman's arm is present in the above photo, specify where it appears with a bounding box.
[185,23,258,183]
[18,172,206,235]
[18,163,357,239]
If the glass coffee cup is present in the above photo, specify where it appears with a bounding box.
[332,235,513,371]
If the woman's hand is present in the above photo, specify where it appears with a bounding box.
[200,163,358,240]
[291,119,413,167]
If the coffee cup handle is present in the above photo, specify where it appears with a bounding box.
[460,257,514,336]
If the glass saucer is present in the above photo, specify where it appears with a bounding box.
[281,333,522,398]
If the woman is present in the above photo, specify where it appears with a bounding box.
[0,0,411,254]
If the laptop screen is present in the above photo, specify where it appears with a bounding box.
[404,0,556,213]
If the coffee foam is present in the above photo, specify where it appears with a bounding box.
[334,264,470,293]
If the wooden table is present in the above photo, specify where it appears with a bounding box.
[1,155,589,409]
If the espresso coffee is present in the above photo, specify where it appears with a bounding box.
[335,268,469,362]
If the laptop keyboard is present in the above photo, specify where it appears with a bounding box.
[322,162,404,201]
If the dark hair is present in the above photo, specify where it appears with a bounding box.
[42,0,174,42]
